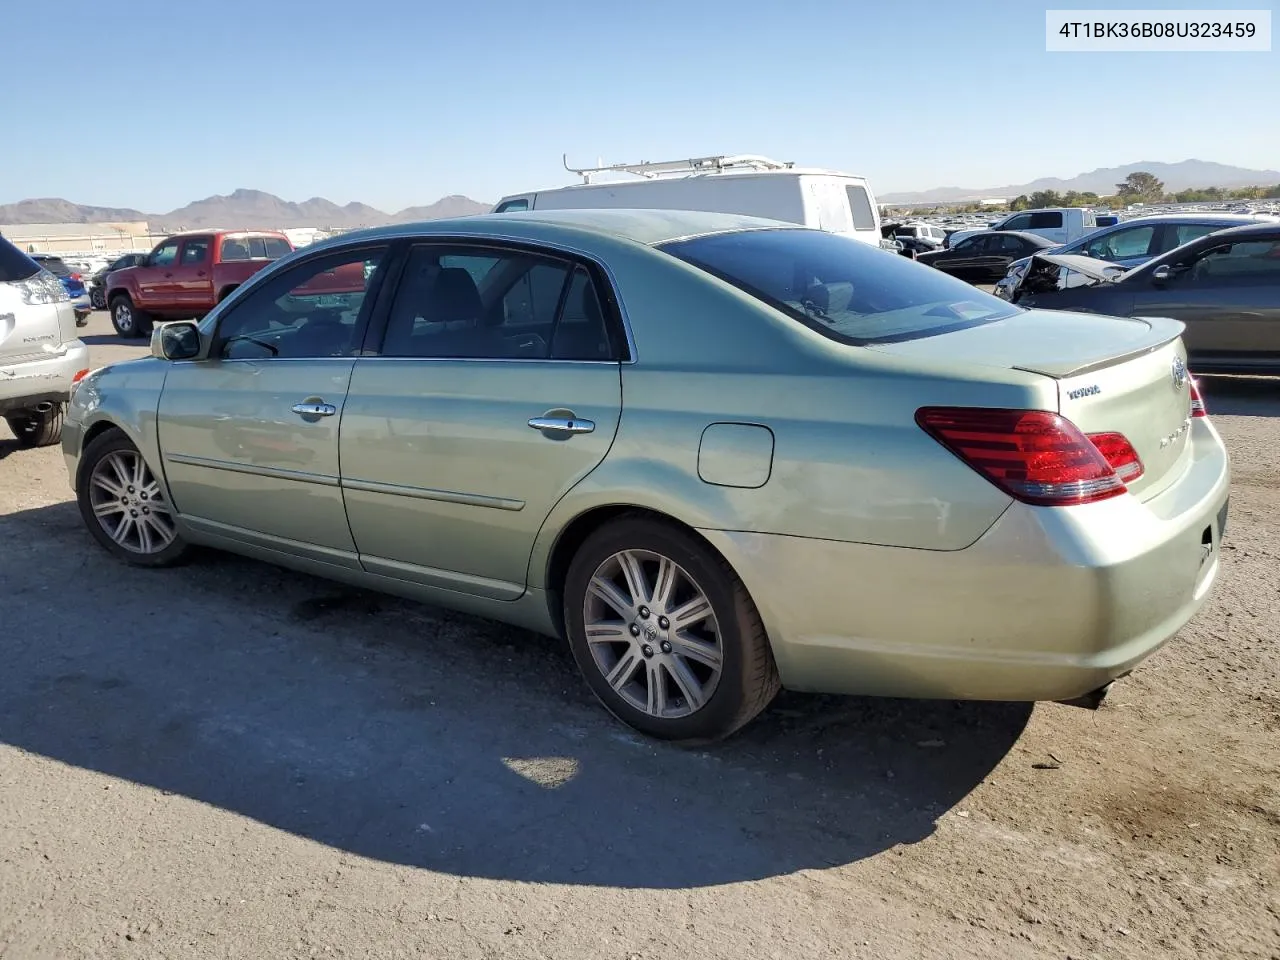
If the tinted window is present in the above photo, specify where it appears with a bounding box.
[1000,214,1031,231]
[845,185,877,231]
[1028,212,1064,229]
[1081,225,1155,260]
[991,234,1030,254]
[550,266,613,360]
[661,228,1017,346]
[35,256,71,276]
[954,235,990,253]
[0,236,39,283]
[181,238,210,265]
[496,199,529,213]
[151,241,179,267]
[1170,223,1226,248]
[1186,238,1280,282]
[381,246,616,361]
[220,235,291,261]
[214,246,388,360]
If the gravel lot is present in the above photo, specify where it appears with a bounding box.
[2,312,1277,960]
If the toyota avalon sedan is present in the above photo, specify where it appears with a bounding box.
[62,209,1230,742]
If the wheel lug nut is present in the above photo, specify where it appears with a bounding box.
[629,624,641,637]
[641,644,654,658]
[127,486,135,493]
[660,641,672,654]
[140,492,148,500]
[120,496,128,504]
[658,616,670,630]
[638,606,650,619]
[142,507,150,514]
[129,509,138,517]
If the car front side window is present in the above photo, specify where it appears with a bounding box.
[213,246,389,360]
[151,242,179,267]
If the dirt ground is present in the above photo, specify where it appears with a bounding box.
[1,312,1277,960]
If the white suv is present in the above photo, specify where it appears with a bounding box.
[0,235,91,447]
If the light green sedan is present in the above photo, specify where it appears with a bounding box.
[62,209,1231,742]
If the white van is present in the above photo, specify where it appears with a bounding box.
[977,207,1099,246]
[493,154,883,246]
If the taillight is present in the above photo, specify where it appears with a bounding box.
[1189,378,1207,418]
[70,272,82,281]
[72,369,90,384]
[916,407,1128,506]
[1086,432,1144,483]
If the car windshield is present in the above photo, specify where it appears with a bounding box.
[0,237,40,283]
[660,228,1019,345]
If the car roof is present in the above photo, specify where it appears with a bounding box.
[327,208,803,249]
[1198,221,1280,240]
[982,230,1057,245]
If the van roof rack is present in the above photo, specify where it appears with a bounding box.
[562,153,795,184]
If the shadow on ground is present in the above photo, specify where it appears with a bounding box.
[1197,374,1280,418]
[1,505,1028,890]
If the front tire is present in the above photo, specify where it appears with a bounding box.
[109,294,153,339]
[5,403,64,448]
[564,515,780,742]
[76,431,189,567]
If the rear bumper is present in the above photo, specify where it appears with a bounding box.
[0,340,90,412]
[701,418,1230,702]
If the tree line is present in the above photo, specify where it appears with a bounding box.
[898,172,1280,216]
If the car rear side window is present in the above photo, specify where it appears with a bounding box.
[221,236,291,261]
[661,228,1018,345]
[845,185,877,230]
[0,237,39,283]
[1028,212,1064,229]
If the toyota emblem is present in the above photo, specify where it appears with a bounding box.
[1171,356,1188,390]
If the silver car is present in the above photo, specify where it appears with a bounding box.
[62,210,1230,742]
[993,213,1277,300]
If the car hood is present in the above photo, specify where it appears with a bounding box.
[1027,253,1131,283]
[865,308,1184,379]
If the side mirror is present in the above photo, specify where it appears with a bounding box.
[1151,264,1173,284]
[152,320,202,361]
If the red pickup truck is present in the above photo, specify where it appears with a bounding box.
[105,230,294,338]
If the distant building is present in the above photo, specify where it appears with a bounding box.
[0,220,160,255]
[978,198,1008,207]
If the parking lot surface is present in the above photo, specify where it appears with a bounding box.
[2,312,1278,959]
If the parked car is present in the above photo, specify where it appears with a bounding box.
[494,152,884,247]
[89,252,149,309]
[891,222,947,249]
[30,254,92,325]
[0,236,90,446]
[879,223,937,259]
[64,209,1229,742]
[105,230,294,338]
[1010,221,1280,373]
[993,213,1276,301]
[917,230,1057,282]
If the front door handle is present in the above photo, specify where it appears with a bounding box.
[292,401,337,418]
[528,416,595,435]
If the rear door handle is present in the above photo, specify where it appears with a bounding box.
[292,401,337,418]
[528,416,595,435]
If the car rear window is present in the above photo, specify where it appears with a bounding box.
[660,228,1018,345]
[36,257,71,276]
[221,235,292,261]
[0,236,40,283]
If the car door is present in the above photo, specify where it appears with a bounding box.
[931,235,989,278]
[137,239,181,307]
[172,236,213,311]
[1137,234,1280,361]
[339,241,625,600]
[156,242,394,565]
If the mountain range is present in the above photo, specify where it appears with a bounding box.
[0,189,492,230]
[879,160,1280,204]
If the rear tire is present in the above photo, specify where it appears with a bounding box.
[90,287,106,310]
[76,430,190,567]
[109,294,152,339]
[5,403,64,448]
[563,514,780,742]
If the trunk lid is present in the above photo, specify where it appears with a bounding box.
[868,308,1194,500]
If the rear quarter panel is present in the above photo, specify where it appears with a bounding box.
[528,246,1056,589]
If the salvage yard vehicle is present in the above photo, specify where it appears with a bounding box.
[494,153,884,247]
[89,252,149,310]
[0,235,90,447]
[1011,221,1280,374]
[64,209,1229,742]
[916,230,1056,282]
[105,230,294,339]
[946,207,1100,249]
[31,254,92,325]
[993,213,1276,301]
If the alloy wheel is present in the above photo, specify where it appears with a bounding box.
[582,549,723,719]
[87,450,176,555]
[114,302,134,335]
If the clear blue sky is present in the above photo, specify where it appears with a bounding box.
[4,0,1276,212]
